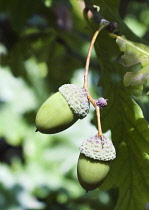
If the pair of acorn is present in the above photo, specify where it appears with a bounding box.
[35,84,116,191]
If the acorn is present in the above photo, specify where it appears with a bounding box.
[35,84,90,134]
[77,135,116,191]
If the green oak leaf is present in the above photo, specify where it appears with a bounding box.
[116,35,149,90]
[86,1,149,208]
[116,36,149,67]
[124,66,149,86]
[100,76,149,210]
[90,0,149,95]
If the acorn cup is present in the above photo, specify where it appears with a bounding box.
[35,84,90,134]
[77,135,116,191]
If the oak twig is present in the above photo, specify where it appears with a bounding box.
[83,24,108,137]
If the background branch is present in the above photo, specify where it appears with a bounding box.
[84,0,104,24]
[84,0,118,32]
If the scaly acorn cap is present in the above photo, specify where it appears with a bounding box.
[77,135,116,191]
[59,84,90,119]
[80,135,116,161]
[35,84,90,134]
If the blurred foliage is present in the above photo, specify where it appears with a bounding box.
[0,0,149,209]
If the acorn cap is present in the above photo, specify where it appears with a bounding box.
[80,135,116,161]
[59,84,90,119]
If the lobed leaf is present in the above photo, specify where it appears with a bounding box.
[116,35,149,90]
[86,2,149,208]
[116,36,149,67]
[100,77,149,210]
[124,66,149,87]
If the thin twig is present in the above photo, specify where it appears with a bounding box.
[95,106,102,136]
[83,24,108,137]
[83,24,108,90]
[87,95,102,136]
[83,1,117,138]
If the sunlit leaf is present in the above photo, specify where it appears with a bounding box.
[116,35,149,91]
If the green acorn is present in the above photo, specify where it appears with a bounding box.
[77,135,116,191]
[35,84,90,134]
